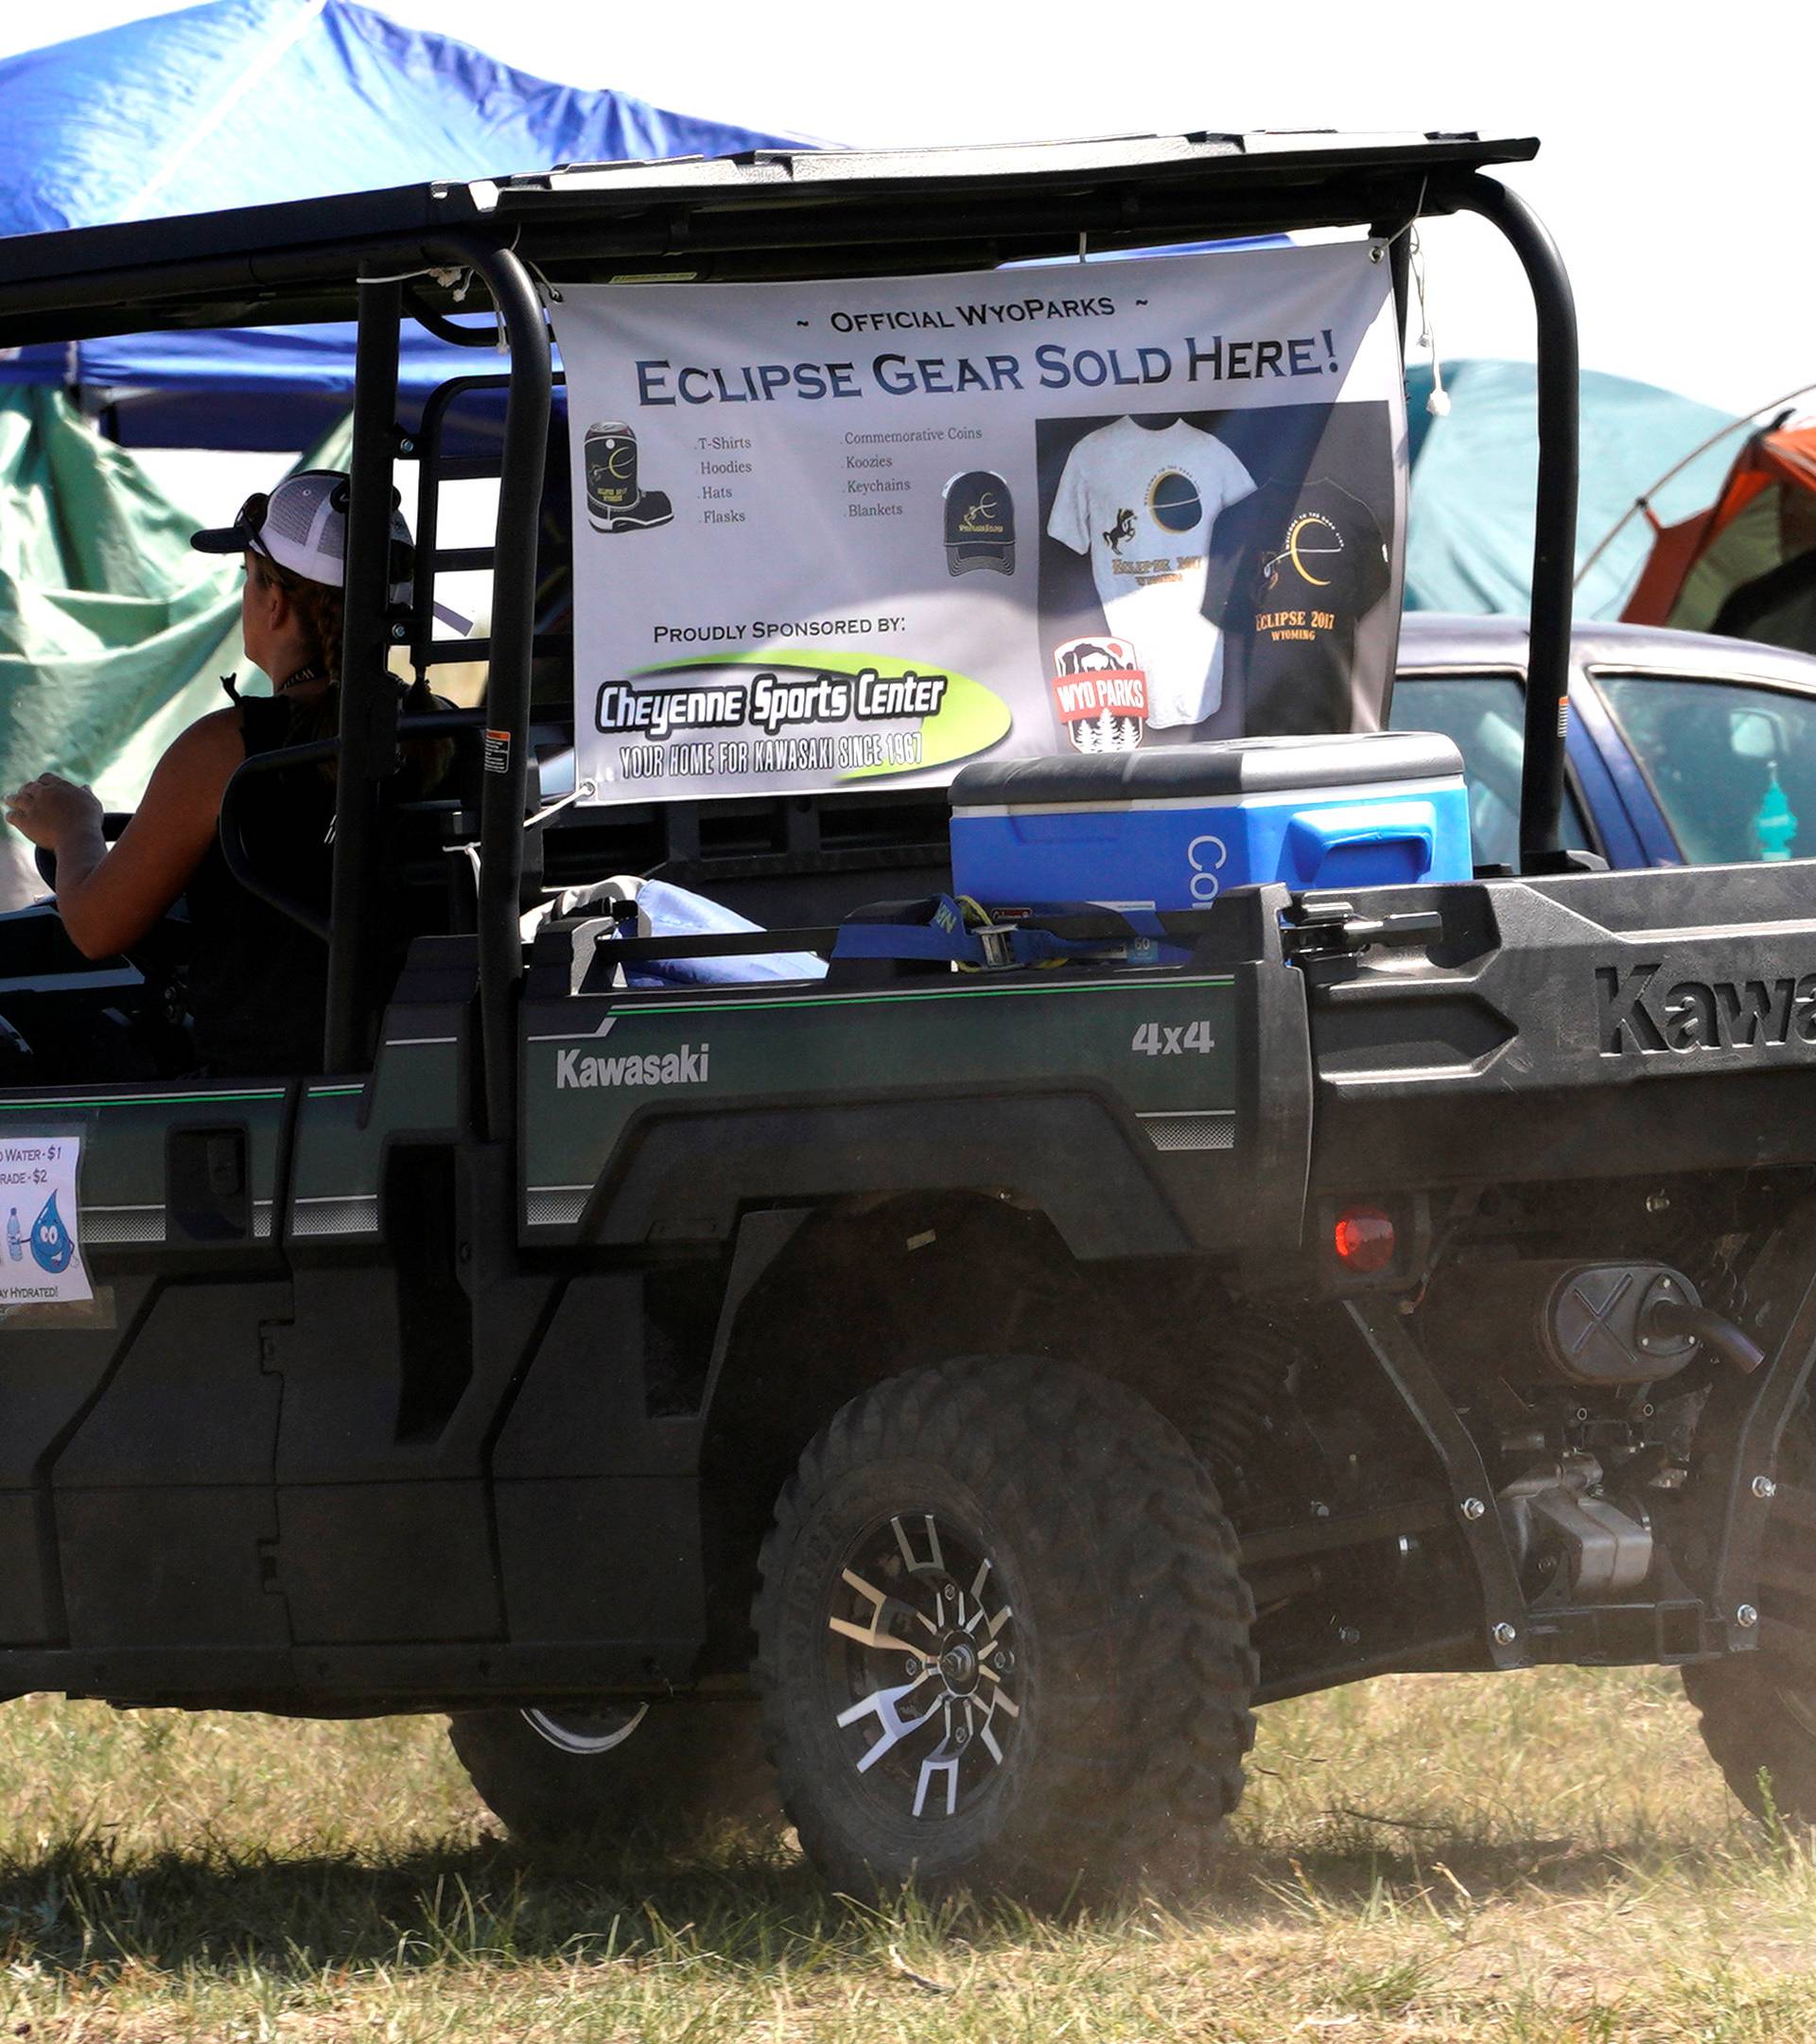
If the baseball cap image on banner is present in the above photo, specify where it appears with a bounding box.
[191,470,415,603]
[943,469,1015,575]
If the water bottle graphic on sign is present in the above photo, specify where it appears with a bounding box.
[5,1207,20,1262]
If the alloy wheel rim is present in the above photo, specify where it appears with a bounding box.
[520,1703,649,1755]
[823,1510,1022,1822]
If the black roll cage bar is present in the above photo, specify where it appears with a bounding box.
[221,240,550,1135]
[17,136,1581,1155]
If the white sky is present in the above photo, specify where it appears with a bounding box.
[13,0,1814,421]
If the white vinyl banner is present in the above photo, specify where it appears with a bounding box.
[0,1132,92,1307]
[552,242,1406,805]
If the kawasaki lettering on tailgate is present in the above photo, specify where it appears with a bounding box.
[523,975,1237,1217]
[1597,964,1816,1056]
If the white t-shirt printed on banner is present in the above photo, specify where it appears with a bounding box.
[1046,417,1256,726]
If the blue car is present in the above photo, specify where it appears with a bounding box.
[537,614,1816,885]
[1391,614,1816,873]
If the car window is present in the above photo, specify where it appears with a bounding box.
[1390,674,1591,871]
[1598,675,1816,865]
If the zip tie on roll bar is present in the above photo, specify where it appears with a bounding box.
[366,227,530,308]
[523,257,565,306]
[527,782,597,829]
[356,262,470,288]
[1376,177,1428,248]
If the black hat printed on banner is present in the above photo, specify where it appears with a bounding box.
[943,469,1015,575]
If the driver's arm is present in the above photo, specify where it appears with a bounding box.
[5,709,244,959]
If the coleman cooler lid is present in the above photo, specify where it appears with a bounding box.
[949,729,1465,810]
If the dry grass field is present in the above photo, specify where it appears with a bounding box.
[1,1665,1813,2040]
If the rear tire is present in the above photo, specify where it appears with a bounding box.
[753,1355,1256,1906]
[1685,1656,1816,1826]
[448,1700,777,1847]
[1685,1408,1816,1826]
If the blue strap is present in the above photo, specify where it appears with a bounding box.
[831,921,989,964]
[829,895,1135,970]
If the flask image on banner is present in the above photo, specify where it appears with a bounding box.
[585,422,674,535]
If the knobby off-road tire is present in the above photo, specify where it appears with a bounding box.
[1684,1399,1816,1826]
[753,1356,1257,1906]
[1686,1655,1816,1827]
[448,1700,778,1847]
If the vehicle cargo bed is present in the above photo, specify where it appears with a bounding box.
[1303,860,1816,1189]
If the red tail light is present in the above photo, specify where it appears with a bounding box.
[1334,1205,1397,1273]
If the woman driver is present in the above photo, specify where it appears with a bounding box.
[4,470,418,1074]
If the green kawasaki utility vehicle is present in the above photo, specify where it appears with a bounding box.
[5,132,1816,1905]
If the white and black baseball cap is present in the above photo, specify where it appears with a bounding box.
[192,469,414,603]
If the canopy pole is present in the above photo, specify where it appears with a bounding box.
[1574,383,1816,593]
[432,241,551,1146]
[1450,175,1579,873]
[323,276,402,1072]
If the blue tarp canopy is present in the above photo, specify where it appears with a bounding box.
[0,0,813,447]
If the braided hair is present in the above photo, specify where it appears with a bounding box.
[246,553,449,791]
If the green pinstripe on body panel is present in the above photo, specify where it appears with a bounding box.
[522,970,1245,1216]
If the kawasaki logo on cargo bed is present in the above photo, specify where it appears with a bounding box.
[558,1043,710,1088]
[1596,964,1816,1056]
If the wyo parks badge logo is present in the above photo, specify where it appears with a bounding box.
[1050,637,1148,753]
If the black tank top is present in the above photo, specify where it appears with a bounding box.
[183,694,336,1076]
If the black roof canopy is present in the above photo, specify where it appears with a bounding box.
[0,129,1536,348]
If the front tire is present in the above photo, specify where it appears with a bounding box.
[753,1356,1256,1905]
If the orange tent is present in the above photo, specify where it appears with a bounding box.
[1623,419,1816,653]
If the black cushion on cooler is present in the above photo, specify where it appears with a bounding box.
[949,730,1465,810]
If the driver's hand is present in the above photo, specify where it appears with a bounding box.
[3,773,103,851]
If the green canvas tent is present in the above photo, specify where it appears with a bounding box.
[1404,359,1739,621]
[0,394,348,910]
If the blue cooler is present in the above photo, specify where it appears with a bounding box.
[949,731,1472,911]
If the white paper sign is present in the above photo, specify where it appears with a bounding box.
[552,241,1406,805]
[0,1133,93,1306]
